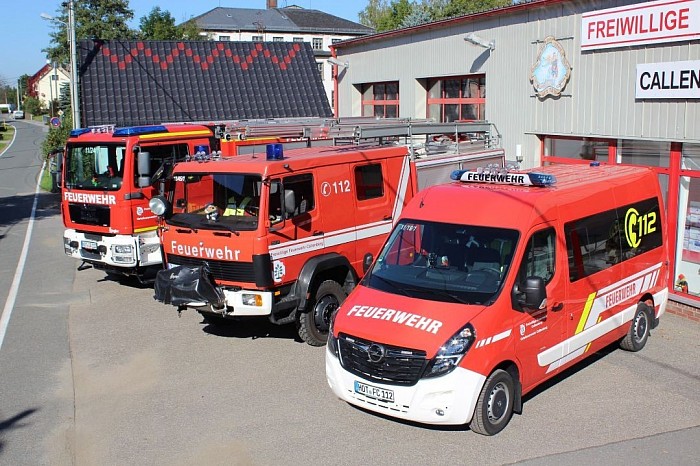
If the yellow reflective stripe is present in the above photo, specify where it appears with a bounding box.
[134,226,158,233]
[138,129,211,140]
[575,292,597,335]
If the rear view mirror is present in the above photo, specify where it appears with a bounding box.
[137,151,151,188]
[511,276,547,312]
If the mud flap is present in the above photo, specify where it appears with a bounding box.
[153,263,225,308]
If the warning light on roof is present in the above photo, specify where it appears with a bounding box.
[266,143,284,160]
[113,125,168,137]
[451,168,556,187]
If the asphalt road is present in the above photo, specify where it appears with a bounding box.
[0,119,699,465]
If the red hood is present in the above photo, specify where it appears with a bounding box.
[333,285,485,358]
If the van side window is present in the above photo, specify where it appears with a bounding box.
[355,164,384,200]
[565,197,663,282]
[283,173,315,218]
[517,228,556,285]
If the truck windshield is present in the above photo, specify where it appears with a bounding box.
[364,220,519,305]
[64,143,126,191]
[168,173,263,231]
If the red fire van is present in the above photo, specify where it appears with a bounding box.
[326,163,669,435]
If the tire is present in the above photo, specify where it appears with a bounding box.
[298,280,346,347]
[620,303,652,352]
[470,369,515,436]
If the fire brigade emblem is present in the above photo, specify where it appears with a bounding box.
[530,36,571,98]
[136,206,144,216]
[519,324,526,336]
[273,260,285,283]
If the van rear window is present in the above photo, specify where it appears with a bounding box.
[565,197,663,282]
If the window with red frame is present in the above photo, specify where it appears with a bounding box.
[427,75,485,122]
[361,82,399,118]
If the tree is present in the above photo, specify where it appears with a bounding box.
[139,7,179,40]
[44,0,136,65]
[359,0,512,32]
[178,19,207,41]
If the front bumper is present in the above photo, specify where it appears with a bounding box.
[63,229,161,269]
[325,347,486,426]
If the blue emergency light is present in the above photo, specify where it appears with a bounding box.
[266,143,284,160]
[113,125,168,137]
[69,128,91,137]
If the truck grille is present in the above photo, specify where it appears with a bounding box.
[68,203,110,227]
[167,254,255,283]
[338,334,428,386]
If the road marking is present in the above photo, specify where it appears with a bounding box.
[0,159,45,350]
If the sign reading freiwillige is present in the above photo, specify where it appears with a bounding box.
[636,60,700,99]
[581,0,700,51]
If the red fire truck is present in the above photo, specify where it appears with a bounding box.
[60,119,331,282]
[151,120,506,345]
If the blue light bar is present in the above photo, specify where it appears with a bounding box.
[451,169,556,187]
[266,143,284,160]
[69,128,91,137]
[113,125,168,137]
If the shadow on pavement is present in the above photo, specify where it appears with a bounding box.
[0,408,39,453]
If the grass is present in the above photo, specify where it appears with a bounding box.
[0,118,15,154]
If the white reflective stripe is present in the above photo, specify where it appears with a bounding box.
[491,329,512,343]
[392,157,411,224]
[539,287,667,372]
[269,219,393,260]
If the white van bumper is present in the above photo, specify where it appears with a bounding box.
[325,347,486,425]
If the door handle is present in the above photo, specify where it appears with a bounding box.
[551,302,564,312]
[313,230,324,236]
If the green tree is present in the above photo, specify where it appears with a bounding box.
[359,0,512,31]
[44,0,136,65]
[23,96,45,116]
[139,7,179,40]
[178,19,207,41]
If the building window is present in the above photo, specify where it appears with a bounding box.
[427,75,485,122]
[361,82,399,118]
[273,36,283,42]
[332,38,342,44]
[312,38,323,50]
[252,35,263,42]
[219,35,230,41]
[317,62,324,79]
[544,137,610,161]
[293,37,304,42]
[619,140,670,168]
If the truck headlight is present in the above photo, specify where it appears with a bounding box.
[114,245,133,254]
[149,195,170,217]
[327,309,339,356]
[241,294,262,306]
[423,324,475,379]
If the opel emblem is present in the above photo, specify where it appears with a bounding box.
[367,343,385,363]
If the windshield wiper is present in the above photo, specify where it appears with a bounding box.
[369,273,411,297]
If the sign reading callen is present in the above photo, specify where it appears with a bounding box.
[636,61,700,99]
[581,0,700,51]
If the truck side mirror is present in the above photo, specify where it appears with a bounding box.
[137,151,151,188]
[511,276,547,312]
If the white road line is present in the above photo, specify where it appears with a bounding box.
[0,121,18,157]
[0,159,46,350]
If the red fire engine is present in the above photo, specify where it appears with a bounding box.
[151,120,506,345]
[60,119,331,282]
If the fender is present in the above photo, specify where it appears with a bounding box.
[294,253,357,311]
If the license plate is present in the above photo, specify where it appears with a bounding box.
[81,240,98,250]
[354,381,394,402]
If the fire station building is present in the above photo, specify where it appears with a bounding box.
[331,0,700,312]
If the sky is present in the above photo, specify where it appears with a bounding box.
[0,0,368,86]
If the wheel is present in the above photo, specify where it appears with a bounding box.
[298,280,346,346]
[620,303,652,351]
[470,369,515,436]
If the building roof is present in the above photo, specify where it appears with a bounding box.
[191,7,374,35]
[77,39,333,127]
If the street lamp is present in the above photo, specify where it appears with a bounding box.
[40,1,80,129]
